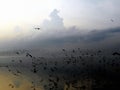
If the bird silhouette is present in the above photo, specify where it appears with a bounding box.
[34,27,40,30]
[9,84,14,88]
[26,53,33,58]
[16,52,20,55]
[110,19,114,22]
[112,52,120,56]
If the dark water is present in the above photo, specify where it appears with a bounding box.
[0,48,120,90]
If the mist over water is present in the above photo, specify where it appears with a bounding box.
[0,47,120,90]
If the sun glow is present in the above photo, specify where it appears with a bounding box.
[0,0,60,39]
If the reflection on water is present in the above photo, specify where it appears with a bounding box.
[0,49,120,90]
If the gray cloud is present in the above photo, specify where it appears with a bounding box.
[0,9,120,51]
[42,9,65,31]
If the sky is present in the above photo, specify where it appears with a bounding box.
[0,0,120,50]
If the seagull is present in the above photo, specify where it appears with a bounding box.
[16,52,20,55]
[110,19,114,22]
[26,53,33,58]
[112,52,120,56]
[34,27,40,30]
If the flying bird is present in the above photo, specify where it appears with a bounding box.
[26,53,33,58]
[34,27,40,30]
[16,52,20,55]
[110,19,114,22]
[112,52,120,56]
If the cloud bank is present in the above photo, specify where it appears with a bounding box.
[0,9,120,51]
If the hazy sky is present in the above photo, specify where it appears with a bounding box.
[0,0,120,39]
[0,0,120,49]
